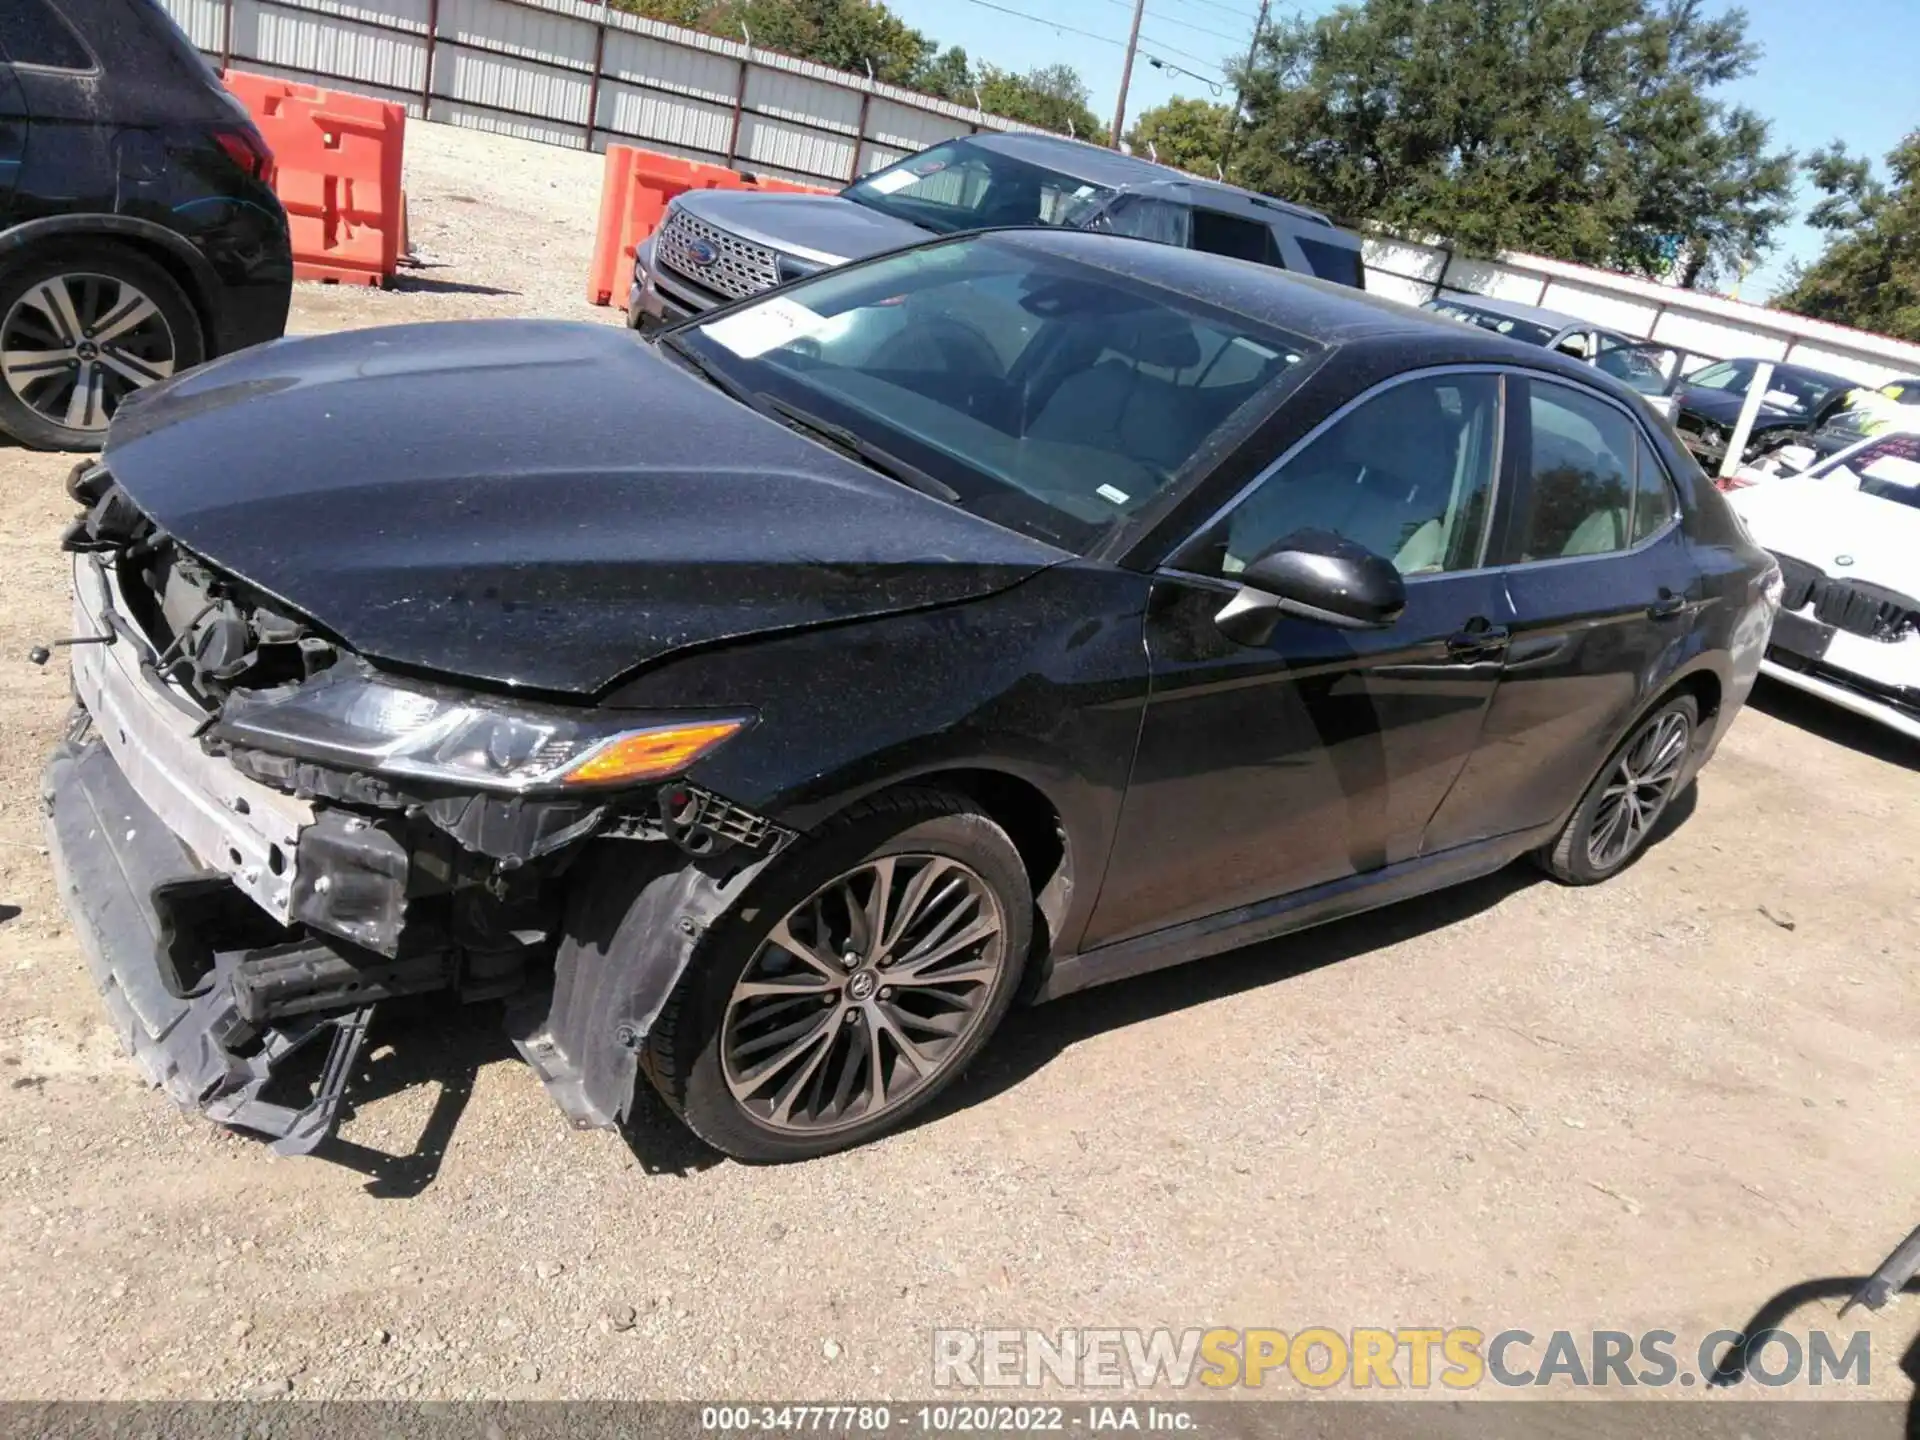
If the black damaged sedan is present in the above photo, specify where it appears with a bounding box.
[44,230,1779,1161]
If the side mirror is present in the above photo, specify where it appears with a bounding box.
[1213,531,1406,647]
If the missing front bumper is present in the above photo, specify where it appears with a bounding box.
[43,733,404,1153]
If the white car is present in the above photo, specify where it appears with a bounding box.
[1724,430,1920,738]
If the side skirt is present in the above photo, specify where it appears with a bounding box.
[1033,824,1557,1003]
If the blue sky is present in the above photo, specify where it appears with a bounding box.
[885,0,1918,298]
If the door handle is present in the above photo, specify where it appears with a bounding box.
[1647,590,1686,620]
[1445,621,1509,655]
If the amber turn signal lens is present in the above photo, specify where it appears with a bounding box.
[561,720,744,786]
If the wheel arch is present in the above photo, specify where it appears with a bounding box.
[0,215,220,353]
[805,763,1075,954]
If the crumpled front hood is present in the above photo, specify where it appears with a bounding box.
[1729,476,1920,588]
[1679,386,1807,431]
[677,189,931,265]
[102,320,1061,695]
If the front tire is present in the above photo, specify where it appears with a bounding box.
[644,790,1032,1162]
[0,245,203,451]
[1535,694,1698,885]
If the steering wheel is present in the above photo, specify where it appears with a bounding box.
[868,317,1004,379]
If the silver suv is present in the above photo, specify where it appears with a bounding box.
[628,132,1366,328]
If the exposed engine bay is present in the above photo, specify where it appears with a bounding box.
[44,462,795,1154]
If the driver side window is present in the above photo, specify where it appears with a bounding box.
[1200,373,1502,579]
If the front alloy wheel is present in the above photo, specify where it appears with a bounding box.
[720,855,1008,1135]
[643,790,1032,1161]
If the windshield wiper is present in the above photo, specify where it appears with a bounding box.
[659,332,762,407]
[756,394,962,503]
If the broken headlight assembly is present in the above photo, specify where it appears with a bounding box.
[213,666,747,793]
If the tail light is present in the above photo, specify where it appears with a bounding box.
[1712,473,1756,492]
[211,124,275,186]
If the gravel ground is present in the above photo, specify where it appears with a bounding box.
[0,119,1917,1411]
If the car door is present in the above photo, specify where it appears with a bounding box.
[0,63,23,221]
[1081,369,1516,949]
[1424,373,1700,850]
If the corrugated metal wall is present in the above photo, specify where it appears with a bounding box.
[159,0,1021,184]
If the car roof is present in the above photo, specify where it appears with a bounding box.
[963,132,1338,230]
[985,228,1613,363]
[1700,358,1857,390]
[1428,292,1593,333]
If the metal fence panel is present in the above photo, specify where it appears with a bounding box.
[598,80,733,157]
[235,54,427,113]
[440,0,594,71]
[434,41,591,126]
[854,141,908,176]
[736,111,855,183]
[236,0,427,91]
[743,66,861,137]
[163,0,226,50]
[866,96,974,154]
[601,29,737,107]
[273,0,429,31]
[427,96,587,148]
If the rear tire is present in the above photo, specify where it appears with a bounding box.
[1535,694,1698,885]
[0,244,203,451]
[645,789,1031,1162]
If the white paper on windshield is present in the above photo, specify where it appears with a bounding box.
[1096,483,1131,505]
[702,297,832,359]
[862,168,920,195]
[1763,389,1804,410]
[1863,454,1920,489]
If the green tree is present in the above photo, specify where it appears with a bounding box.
[1231,0,1793,285]
[1126,97,1234,176]
[1774,133,1920,342]
[976,63,1106,143]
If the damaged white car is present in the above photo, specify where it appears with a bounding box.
[1724,430,1920,739]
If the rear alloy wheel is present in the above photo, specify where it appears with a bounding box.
[1537,694,1698,884]
[645,792,1031,1161]
[0,249,202,451]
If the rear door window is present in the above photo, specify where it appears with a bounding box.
[1089,195,1192,247]
[1295,235,1362,288]
[0,0,93,70]
[1190,209,1278,266]
[1503,381,1637,561]
[1630,437,1679,544]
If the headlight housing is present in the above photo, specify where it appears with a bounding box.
[776,252,825,284]
[214,666,747,794]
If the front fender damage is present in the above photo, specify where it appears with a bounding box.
[510,842,773,1131]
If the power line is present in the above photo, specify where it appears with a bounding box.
[1088,0,1256,42]
[1139,31,1230,71]
[944,0,1131,51]
[1155,0,1265,23]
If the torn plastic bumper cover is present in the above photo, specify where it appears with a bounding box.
[43,735,385,1155]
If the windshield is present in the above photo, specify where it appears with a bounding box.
[1594,341,1683,396]
[672,234,1319,552]
[1424,301,1556,347]
[1687,360,1845,415]
[843,140,1112,235]
[1816,432,1920,509]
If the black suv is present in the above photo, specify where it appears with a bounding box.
[0,0,292,449]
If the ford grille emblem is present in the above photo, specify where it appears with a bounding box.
[1834,554,1855,568]
[686,239,718,267]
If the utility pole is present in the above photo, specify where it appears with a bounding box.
[1224,0,1269,170]
[1110,0,1147,148]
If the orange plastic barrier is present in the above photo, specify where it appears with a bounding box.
[587,145,833,307]
[223,71,407,287]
